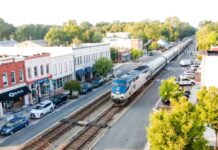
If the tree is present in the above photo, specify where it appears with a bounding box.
[196,22,218,50]
[15,24,51,42]
[197,86,218,150]
[148,41,158,51]
[0,18,16,40]
[92,31,103,42]
[159,77,183,104]
[64,80,81,95]
[110,47,118,62]
[147,98,207,150]
[93,57,113,77]
[131,48,144,60]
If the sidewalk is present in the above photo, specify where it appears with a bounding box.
[0,90,69,127]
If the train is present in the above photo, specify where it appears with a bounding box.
[111,38,193,106]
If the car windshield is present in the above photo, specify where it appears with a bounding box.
[34,105,44,110]
[4,122,15,127]
[81,83,89,88]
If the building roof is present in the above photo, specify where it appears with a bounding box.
[16,40,48,47]
[0,40,18,47]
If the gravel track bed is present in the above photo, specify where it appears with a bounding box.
[48,101,113,150]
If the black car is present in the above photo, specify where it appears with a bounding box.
[79,83,93,94]
[91,78,104,88]
[51,94,67,108]
[0,116,29,135]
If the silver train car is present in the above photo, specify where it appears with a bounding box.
[111,38,193,106]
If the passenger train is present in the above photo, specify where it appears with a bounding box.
[111,38,193,106]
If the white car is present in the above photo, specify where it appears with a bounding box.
[180,72,195,79]
[180,59,192,67]
[176,78,195,86]
[30,100,54,119]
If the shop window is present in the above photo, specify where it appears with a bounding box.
[2,73,8,86]
[57,78,63,88]
[34,66,38,77]
[27,67,32,79]
[46,64,49,74]
[11,71,16,83]
[40,65,44,75]
[19,69,24,81]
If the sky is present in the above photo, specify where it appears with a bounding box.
[0,0,217,27]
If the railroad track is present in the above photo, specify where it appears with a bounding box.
[20,92,111,150]
[62,105,121,150]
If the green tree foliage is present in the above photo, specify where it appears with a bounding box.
[93,57,113,77]
[0,18,16,40]
[64,80,81,95]
[147,98,207,150]
[148,41,158,51]
[15,24,51,42]
[131,48,144,60]
[196,22,218,50]
[197,86,218,149]
[110,47,118,62]
[159,77,183,104]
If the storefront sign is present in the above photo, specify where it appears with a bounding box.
[8,90,24,98]
[36,78,49,84]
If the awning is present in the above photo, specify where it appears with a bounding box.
[76,69,85,78]
[85,67,93,74]
[0,86,31,102]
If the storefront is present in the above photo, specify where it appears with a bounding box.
[0,86,30,112]
[29,78,51,103]
[85,66,93,80]
[76,69,85,82]
[52,75,72,90]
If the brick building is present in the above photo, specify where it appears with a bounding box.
[0,56,30,117]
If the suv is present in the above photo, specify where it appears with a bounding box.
[51,94,67,108]
[79,83,93,94]
[176,78,195,86]
[30,100,54,119]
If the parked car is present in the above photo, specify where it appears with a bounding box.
[51,94,67,108]
[176,78,195,86]
[0,116,29,135]
[91,78,105,88]
[79,83,93,94]
[180,72,195,79]
[180,59,192,67]
[30,100,54,119]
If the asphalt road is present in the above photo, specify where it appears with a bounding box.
[0,55,157,147]
[92,42,196,150]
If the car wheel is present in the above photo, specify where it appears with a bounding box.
[50,108,53,113]
[40,114,43,118]
[25,123,28,127]
[191,82,194,85]
[10,131,14,135]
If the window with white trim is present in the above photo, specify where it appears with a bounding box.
[54,64,57,75]
[2,73,8,86]
[40,65,44,75]
[59,63,62,74]
[34,66,38,77]
[64,62,67,73]
[46,64,49,74]
[27,67,32,78]
[11,71,16,83]
[19,69,24,81]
